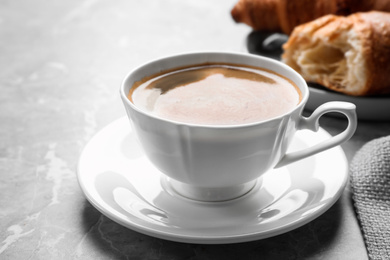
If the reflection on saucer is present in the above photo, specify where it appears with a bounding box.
[95,171,170,227]
[258,189,308,223]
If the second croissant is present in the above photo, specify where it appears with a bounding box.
[231,0,390,34]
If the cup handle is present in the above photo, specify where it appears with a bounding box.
[276,101,357,168]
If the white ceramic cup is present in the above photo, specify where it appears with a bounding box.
[120,52,357,202]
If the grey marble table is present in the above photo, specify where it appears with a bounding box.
[1,0,390,259]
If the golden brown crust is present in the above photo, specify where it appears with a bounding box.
[282,11,390,96]
[231,0,390,35]
[231,0,280,31]
[355,12,390,95]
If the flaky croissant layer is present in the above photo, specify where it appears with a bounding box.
[282,11,390,96]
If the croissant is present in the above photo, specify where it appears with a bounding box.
[231,0,390,35]
[282,11,390,96]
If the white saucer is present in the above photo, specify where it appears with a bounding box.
[77,117,349,244]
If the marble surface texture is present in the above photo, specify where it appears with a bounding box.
[1,0,390,259]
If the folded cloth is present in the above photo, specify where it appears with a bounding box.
[350,136,390,260]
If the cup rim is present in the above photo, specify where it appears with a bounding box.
[120,51,309,129]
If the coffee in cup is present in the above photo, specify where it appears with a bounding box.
[128,63,302,125]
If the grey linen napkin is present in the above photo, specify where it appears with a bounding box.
[350,136,390,259]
